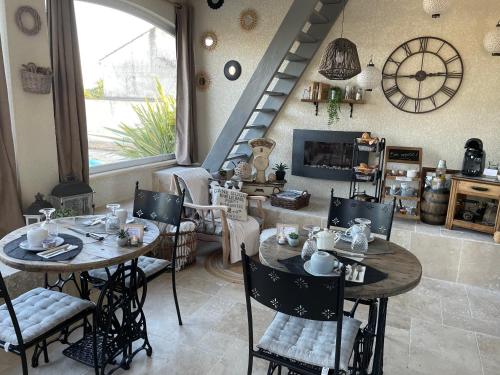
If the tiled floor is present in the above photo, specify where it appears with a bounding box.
[1,252,499,375]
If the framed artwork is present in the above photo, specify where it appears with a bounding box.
[276,223,299,237]
[123,224,144,242]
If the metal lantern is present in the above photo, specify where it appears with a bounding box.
[23,193,53,225]
[49,176,94,216]
[423,0,451,18]
[484,21,500,56]
[357,58,381,91]
[318,38,361,80]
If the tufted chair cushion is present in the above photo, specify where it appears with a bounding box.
[88,256,169,282]
[257,313,361,371]
[0,288,94,346]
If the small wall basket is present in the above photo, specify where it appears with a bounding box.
[21,63,52,94]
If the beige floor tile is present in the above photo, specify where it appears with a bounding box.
[477,333,500,375]
[389,228,412,250]
[409,232,461,282]
[458,241,500,290]
[466,285,500,322]
[408,319,482,375]
[386,287,442,328]
[382,326,411,374]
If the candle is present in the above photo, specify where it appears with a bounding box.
[130,235,138,246]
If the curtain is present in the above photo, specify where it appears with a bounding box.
[0,38,24,236]
[175,4,197,166]
[48,0,89,183]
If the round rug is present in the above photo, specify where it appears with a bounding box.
[204,251,244,284]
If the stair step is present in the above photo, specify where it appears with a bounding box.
[254,108,277,113]
[275,72,298,80]
[245,124,268,129]
[285,52,308,62]
[309,10,329,24]
[264,90,286,96]
[226,153,247,161]
[235,139,252,145]
[297,32,318,43]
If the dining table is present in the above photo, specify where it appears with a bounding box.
[0,216,160,373]
[259,234,422,375]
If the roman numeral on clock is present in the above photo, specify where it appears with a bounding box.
[447,71,463,79]
[414,99,422,113]
[382,72,396,80]
[419,37,429,52]
[385,85,399,97]
[388,57,401,67]
[429,95,437,108]
[445,54,460,65]
[397,95,409,109]
[440,86,456,97]
[402,43,412,57]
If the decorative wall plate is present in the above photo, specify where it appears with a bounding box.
[207,0,224,10]
[382,36,463,114]
[201,31,218,51]
[15,6,41,36]
[195,71,211,91]
[239,9,258,31]
[224,60,242,81]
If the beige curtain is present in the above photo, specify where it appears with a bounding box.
[48,0,89,183]
[0,38,24,236]
[175,4,197,165]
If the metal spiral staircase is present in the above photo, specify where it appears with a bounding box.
[202,0,348,172]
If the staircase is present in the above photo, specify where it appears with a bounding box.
[202,0,348,172]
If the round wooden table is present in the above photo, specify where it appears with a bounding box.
[259,235,422,375]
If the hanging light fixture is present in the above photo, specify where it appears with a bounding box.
[422,0,451,18]
[484,21,500,56]
[318,1,361,80]
[357,57,381,91]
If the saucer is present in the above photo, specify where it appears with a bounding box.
[20,236,64,252]
[339,233,375,243]
[303,261,339,277]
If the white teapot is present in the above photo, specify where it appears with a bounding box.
[315,229,337,251]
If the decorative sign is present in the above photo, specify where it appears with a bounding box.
[211,187,248,221]
[386,146,422,163]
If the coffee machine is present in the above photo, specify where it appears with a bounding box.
[462,138,485,177]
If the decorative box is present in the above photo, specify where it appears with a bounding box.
[241,181,286,197]
[270,190,311,210]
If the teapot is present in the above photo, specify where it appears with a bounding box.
[315,229,337,251]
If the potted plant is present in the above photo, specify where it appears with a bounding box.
[273,162,289,181]
[287,232,300,247]
[116,229,129,246]
[327,87,342,126]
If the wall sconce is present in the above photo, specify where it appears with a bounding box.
[484,21,500,56]
[423,0,451,18]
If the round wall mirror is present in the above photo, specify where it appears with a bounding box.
[224,60,242,81]
[239,9,258,31]
[207,0,224,10]
[201,31,218,51]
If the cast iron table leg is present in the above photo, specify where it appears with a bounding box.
[371,297,388,375]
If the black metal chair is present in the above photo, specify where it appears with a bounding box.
[87,182,185,326]
[241,244,361,375]
[327,189,396,241]
[0,272,97,374]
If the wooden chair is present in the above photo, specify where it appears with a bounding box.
[87,183,185,326]
[241,243,361,375]
[0,272,97,375]
[173,173,266,268]
[327,189,396,241]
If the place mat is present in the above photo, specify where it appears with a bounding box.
[4,234,84,262]
[278,255,387,286]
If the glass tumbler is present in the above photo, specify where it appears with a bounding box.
[351,232,368,253]
[105,203,121,234]
[39,208,58,238]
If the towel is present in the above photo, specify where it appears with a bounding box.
[172,167,212,205]
[228,216,260,264]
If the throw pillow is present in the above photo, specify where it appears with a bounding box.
[211,186,248,221]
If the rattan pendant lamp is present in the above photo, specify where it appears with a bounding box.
[318,0,361,80]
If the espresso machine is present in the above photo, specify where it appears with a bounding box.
[462,138,485,177]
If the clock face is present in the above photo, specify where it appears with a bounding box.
[382,36,463,114]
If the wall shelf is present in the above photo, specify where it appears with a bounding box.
[300,98,365,117]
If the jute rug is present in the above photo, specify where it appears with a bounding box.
[204,251,259,285]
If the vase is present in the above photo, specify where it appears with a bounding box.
[117,237,128,247]
[275,171,286,181]
[287,237,299,247]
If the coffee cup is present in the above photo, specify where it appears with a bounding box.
[116,209,128,225]
[27,227,48,248]
[310,251,336,274]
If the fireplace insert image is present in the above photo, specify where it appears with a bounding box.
[303,141,354,170]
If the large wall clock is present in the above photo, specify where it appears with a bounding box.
[382,36,463,114]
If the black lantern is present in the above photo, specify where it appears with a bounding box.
[318,1,361,80]
[49,176,94,216]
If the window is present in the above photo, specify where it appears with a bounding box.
[75,1,176,173]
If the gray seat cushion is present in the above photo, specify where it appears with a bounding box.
[88,256,170,282]
[257,313,361,371]
[0,288,94,346]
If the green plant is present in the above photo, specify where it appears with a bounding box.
[273,163,289,172]
[288,232,299,240]
[84,79,105,99]
[103,79,176,158]
[118,229,129,239]
[327,87,342,126]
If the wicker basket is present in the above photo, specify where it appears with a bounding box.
[21,63,52,94]
[148,220,197,270]
[270,190,311,210]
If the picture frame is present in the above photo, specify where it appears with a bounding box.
[276,223,299,237]
[122,223,144,242]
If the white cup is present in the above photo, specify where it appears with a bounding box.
[27,227,48,247]
[115,209,128,225]
[310,251,336,274]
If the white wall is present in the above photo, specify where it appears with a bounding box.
[193,0,500,198]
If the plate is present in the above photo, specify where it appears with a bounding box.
[19,236,64,252]
[339,233,375,243]
[303,261,339,277]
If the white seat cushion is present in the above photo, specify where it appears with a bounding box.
[0,288,94,346]
[257,313,361,371]
[88,256,170,281]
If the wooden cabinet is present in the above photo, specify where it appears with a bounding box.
[445,175,500,237]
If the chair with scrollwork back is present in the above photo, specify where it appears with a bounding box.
[241,244,361,375]
[327,189,396,241]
